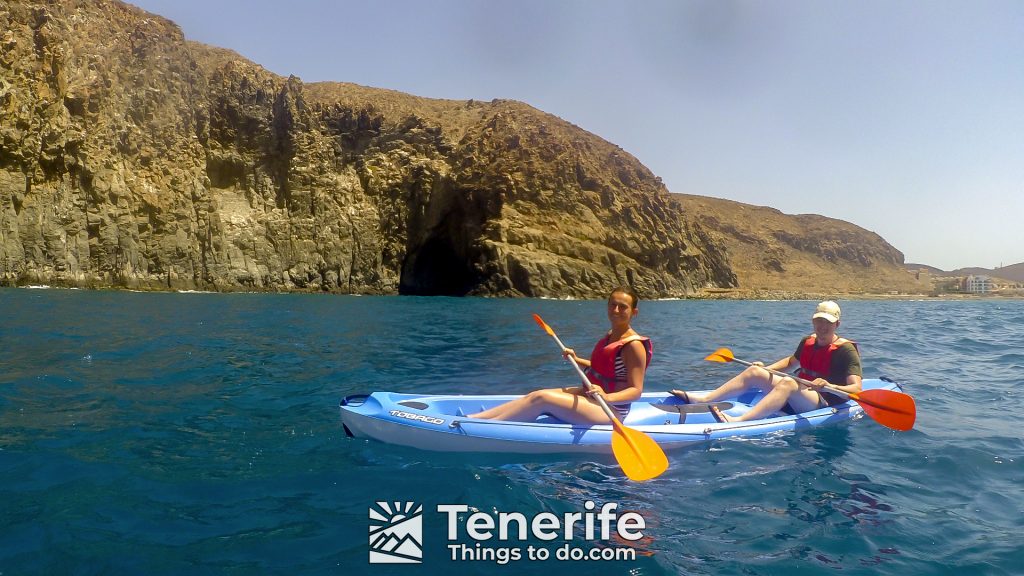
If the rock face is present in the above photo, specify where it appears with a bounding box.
[0,0,736,298]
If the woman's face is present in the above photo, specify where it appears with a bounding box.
[607,291,637,324]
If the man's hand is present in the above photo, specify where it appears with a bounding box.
[804,377,829,390]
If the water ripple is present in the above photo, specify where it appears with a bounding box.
[2,290,1023,574]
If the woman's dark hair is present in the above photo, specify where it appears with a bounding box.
[609,286,640,309]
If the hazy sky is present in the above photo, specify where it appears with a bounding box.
[128,0,1023,271]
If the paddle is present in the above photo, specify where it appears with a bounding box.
[532,314,668,481]
[704,347,916,431]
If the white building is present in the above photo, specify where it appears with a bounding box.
[965,275,992,293]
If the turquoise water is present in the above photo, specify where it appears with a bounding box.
[1,289,1021,575]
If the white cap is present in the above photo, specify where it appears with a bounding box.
[812,301,841,323]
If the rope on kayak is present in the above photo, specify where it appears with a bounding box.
[451,419,744,437]
[450,419,621,431]
[695,406,846,436]
[451,406,846,437]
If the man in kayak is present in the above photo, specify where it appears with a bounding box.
[469,287,652,424]
[672,300,862,422]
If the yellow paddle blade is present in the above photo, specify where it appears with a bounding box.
[611,425,669,482]
[532,314,555,337]
[704,347,735,363]
[532,311,669,479]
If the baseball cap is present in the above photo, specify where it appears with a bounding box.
[812,301,841,323]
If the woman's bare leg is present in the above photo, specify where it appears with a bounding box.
[468,389,611,423]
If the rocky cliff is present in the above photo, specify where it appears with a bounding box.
[0,0,737,298]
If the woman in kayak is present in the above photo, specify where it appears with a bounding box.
[469,287,652,424]
[672,300,862,422]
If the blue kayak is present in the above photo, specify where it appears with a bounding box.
[339,378,903,454]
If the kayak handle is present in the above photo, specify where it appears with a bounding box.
[340,394,370,407]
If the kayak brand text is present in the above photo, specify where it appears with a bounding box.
[388,410,445,425]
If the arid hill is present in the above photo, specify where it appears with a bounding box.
[675,194,930,296]
[906,262,1024,283]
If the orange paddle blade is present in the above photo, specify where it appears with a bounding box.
[532,314,555,336]
[851,389,917,431]
[611,423,669,482]
[704,348,735,363]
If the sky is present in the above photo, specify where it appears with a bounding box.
[127,0,1024,271]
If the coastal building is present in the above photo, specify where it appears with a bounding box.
[964,275,992,294]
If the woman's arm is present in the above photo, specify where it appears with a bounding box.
[563,347,591,368]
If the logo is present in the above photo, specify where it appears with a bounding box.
[369,501,423,563]
[367,500,646,565]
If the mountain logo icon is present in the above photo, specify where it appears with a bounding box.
[369,501,424,563]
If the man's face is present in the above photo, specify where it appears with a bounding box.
[812,317,837,338]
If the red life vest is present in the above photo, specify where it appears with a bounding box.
[585,334,653,393]
[796,335,856,383]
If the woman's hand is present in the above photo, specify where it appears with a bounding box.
[563,347,592,368]
[585,386,608,401]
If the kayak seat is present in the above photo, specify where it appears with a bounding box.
[396,398,468,416]
[535,413,569,424]
[650,401,734,424]
[652,401,734,414]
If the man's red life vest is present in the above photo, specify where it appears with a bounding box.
[585,335,653,393]
[796,335,857,383]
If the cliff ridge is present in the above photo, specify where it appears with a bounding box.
[0,0,734,298]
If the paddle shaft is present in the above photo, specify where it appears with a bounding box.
[726,356,857,400]
[545,332,621,425]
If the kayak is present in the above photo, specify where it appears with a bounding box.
[339,378,904,454]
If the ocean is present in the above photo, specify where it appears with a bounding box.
[1,289,1021,575]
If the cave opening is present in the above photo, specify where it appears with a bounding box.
[398,234,479,296]
[398,187,498,297]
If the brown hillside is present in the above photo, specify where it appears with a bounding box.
[675,194,930,295]
[906,263,1024,283]
[989,263,1024,282]
[949,264,1024,283]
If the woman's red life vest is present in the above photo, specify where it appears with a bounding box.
[584,334,653,393]
[796,335,856,383]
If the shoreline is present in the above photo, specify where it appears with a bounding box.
[4,282,1022,301]
[687,288,1024,301]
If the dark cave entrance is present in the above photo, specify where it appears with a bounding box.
[398,234,479,296]
[397,187,499,297]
